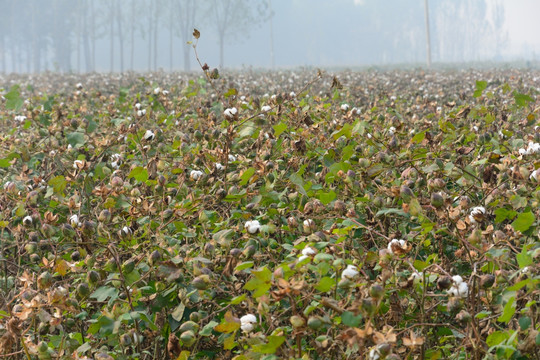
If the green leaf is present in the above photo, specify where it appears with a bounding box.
[90,286,119,302]
[516,247,533,269]
[48,175,67,195]
[229,294,246,305]
[511,211,535,233]
[413,260,429,272]
[0,159,10,168]
[240,167,255,186]
[235,262,254,272]
[315,276,334,292]
[514,92,533,107]
[318,190,336,205]
[473,80,487,98]
[66,132,86,148]
[341,311,362,327]
[251,335,285,354]
[273,122,287,138]
[200,321,218,336]
[494,208,517,223]
[412,130,426,144]
[5,85,23,110]
[132,311,158,331]
[214,311,240,333]
[518,316,531,330]
[128,166,148,183]
[486,331,508,347]
[244,266,272,298]
[497,297,516,323]
[224,88,237,98]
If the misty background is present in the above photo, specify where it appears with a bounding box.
[0,0,537,73]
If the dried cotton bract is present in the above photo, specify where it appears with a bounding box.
[387,239,409,255]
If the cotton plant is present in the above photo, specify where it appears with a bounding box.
[190,170,204,180]
[223,107,238,119]
[447,275,469,298]
[468,206,486,224]
[518,141,540,156]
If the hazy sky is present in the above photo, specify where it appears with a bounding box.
[1,0,540,73]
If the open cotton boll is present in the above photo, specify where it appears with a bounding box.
[73,160,84,169]
[388,126,396,136]
[261,105,272,113]
[340,103,349,111]
[224,107,238,119]
[469,206,485,224]
[289,91,296,98]
[215,163,224,170]
[530,170,539,181]
[190,170,203,180]
[457,282,468,297]
[240,314,257,333]
[341,264,359,280]
[452,275,463,285]
[143,130,155,141]
[228,154,237,162]
[244,220,261,234]
[387,239,407,255]
[70,214,80,227]
[301,246,316,256]
[23,216,33,226]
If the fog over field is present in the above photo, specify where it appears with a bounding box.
[0,0,539,73]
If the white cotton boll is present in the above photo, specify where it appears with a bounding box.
[289,91,296,98]
[530,170,539,181]
[447,286,458,297]
[224,107,238,119]
[298,255,309,262]
[303,219,314,230]
[457,282,468,297]
[135,103,141,110]
[368,348,381,360]
[240,314,257,332]
[121,226,132,236]
[215,163,224,170]
[73,160,83,169]
[70,214,80,227]
[23,215,33,225]
[49,150,56,157]
[143,130,155,141]
[473,126,479,132]
[162,90,169,95]
[76,83,83,89]
[261,105,272,113]
[301,246,316,256]
[153,87,161,95]
[190,170,203,180]
[15,115,27,123]
[340,103,349,111]
[244,220,261,234]
[388,127,396,136]
[452,275,463,285]
[3,181,13,190]
[228,154,237,162]
[519,148,528,156]
[341,264,359,280]
[367,133,372,139]
[240,322,254,333]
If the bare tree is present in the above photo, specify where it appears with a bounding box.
[208,0,269,68]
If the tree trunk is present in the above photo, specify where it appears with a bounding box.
[116,1,124,73]
[130,0,135,70]
[424,0,431,68]
[110,2,115,72]
[0,35,5,73]
[169,6,173,71]
[219,33,224,69]
[183,46,190,72]
[269,0,275,69]
[148,0,152,71]
[91,0,96,71]
[153,0,158,71]
[83,0,91,72]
